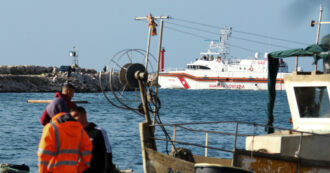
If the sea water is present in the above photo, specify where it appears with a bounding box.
[0,90,291,172]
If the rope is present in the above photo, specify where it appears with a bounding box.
[123,152,141,170]
[251,123,257,159]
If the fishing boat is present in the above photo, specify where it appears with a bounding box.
[103,35,330,173]
[102,13,330,173]
[158,27,289,90]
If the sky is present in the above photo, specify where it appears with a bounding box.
[0,0,329,72]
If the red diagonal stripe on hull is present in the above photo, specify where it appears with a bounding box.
[178,77,190,89]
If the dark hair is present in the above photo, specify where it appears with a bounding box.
[70,106,86,114]
[62,83,75,91]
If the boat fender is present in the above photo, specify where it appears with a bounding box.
[169,147,195,163]
[0,163,29,173]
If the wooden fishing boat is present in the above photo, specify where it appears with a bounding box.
[102,12,330,173]
[113,36,330,173]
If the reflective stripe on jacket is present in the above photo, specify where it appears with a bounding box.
[38,112,92,173]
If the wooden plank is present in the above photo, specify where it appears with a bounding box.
[27,100,88,104]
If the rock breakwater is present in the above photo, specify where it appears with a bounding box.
[0,65,119,92]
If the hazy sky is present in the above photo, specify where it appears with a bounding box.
[0,0,329,71]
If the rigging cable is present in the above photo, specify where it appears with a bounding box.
[165,21,293,49]
[146,87,175,154]
[173,17,310,46]
[164,25,258,53]
[137,20,272,52]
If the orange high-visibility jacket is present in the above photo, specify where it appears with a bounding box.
[38,112,93,173]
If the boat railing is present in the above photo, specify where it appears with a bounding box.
[149,121,330,160]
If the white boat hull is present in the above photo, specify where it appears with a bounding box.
[159,71,287,90]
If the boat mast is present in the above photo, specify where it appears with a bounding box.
[311,4,330,72]
[135,15,169,73]
[218,27,232,59]
[200,27,232,59]
[135,15,170,124]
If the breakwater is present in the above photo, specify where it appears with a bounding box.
[0,65,119,92]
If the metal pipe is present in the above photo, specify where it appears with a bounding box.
[153,19,164,124]
[150,121,328,136]
[205,132,209,157]
[144,28,152,71]
[135,16,169,20]
[154,137,233,153]
[320,21,330,24]
[296,132,303,173]
[172,125,176,152]
[314,4,323,72]
[160,49,165,72]
[316,4,323,45]
[295,56,299,72]
[232,122,239,166]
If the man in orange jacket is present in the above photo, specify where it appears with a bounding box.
[38,98,92,173]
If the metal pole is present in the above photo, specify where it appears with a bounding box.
[172,125,176,152]
[320,21,330,24]
[296,132,303,173]
[232,122,239,166]
[153,19,164,124]
[295,56,299,72]
[134,15,169,72]
[144,28,152,71]
[205,132,209,157]
[315,4,323,72]
[316,4,323,45]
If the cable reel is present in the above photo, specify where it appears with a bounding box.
[100,49,158,114]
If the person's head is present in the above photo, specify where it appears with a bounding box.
[70,106,88,127]
[62,83,75,100]
[46,98,69,118]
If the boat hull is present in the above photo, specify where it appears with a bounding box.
[140,122,330,173]
[234,149,330,173]
[159,72,286,90]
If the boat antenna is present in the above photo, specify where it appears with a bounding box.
[310,4,330,72]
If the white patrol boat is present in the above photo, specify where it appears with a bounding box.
[159,27,289,90]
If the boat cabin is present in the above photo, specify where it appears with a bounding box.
[285,73,330,133]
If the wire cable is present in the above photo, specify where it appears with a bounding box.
[174,17,310,46]
[165,25,260,53]
[166,21,293,49]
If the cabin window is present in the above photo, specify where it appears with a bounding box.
[187,65,210,70]
[294,86,330,118]
[198,65,210,69]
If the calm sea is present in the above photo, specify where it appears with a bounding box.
[0,90,291,172]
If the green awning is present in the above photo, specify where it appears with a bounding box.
[265,34,330,134]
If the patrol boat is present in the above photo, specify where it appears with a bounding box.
[158,27,289,90]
